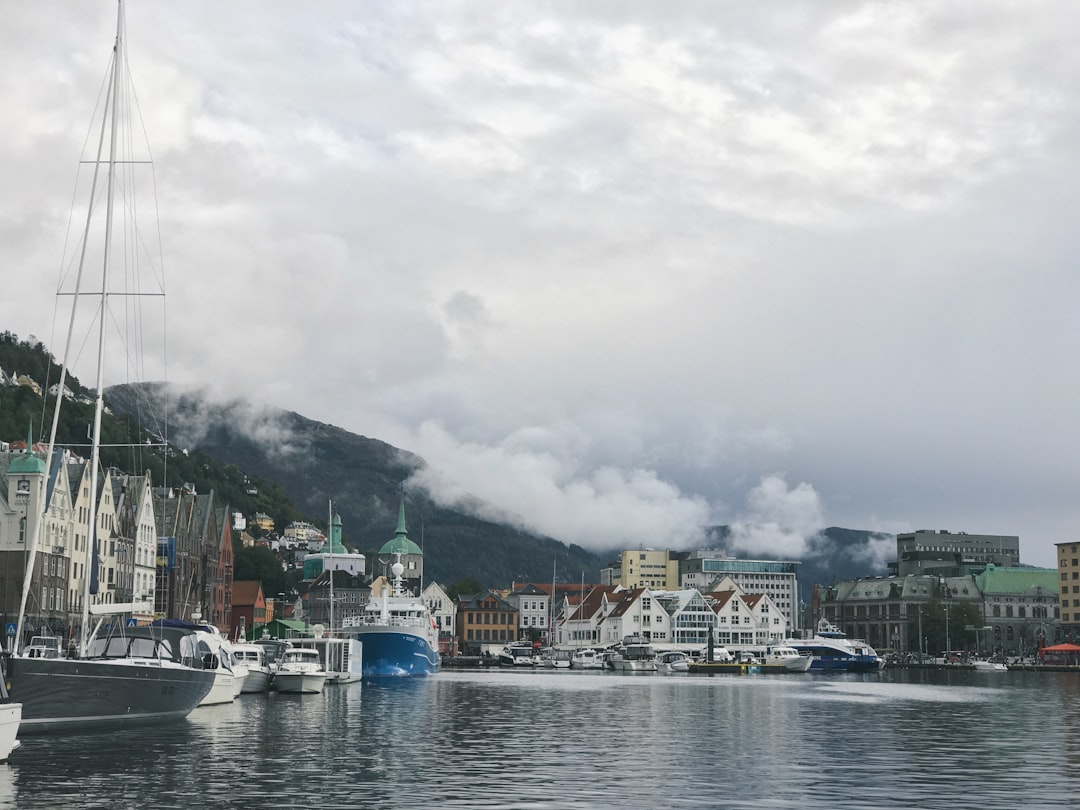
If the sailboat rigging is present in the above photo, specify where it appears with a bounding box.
[8,0,214,732]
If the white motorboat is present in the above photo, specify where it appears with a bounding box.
[971,659,1008,672]
[763,645,814,673]
[570,648,606,669]
[498,641,537,667]
[274,648,328,694]
[231,642,274,693]
[608,637,657,672]
[540,648,573,669]
[656,651,690,673]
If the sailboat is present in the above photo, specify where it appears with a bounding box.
[7,0,214,732]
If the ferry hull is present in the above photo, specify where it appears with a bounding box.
[807,656,882,673]
[353,627,440,678]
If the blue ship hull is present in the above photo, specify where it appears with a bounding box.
[353,628,440,678]
[806,656,881,673]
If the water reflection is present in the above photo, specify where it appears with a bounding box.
[4,670,1080,808]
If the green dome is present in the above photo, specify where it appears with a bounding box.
[379,492,422,556]
[379,535,422,556]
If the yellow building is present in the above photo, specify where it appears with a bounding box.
[1057,541,1080,628]
[608,548,680,590]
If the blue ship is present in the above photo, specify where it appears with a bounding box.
[342,497,440,677]
[787,621,883,672]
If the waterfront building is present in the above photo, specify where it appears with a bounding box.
[109,471,158,621]
[456,590,518,655]
[680,549,801,632]
[891,529,1020,578]
[974,564,1059,654]
[153,485,223,624]
[0,443,75,646]
[506,583,550,638]
[652,588,717,649]
[1056,541,1080,641]
[423,581,457,654]
[303,569,367,630]
[704,589,787,646]
[601,548,680,590]
[596,587,672,646]
[556,585,620,648]
[231,580,270,639]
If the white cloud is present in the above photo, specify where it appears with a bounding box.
[4,2,1078,570]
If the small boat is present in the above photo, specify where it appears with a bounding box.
[656,651,690,673]
[274,648,328,694]
[762,644,814,673]
[231,642,274,693]
[608,637,657,672]
[971,659,1008,672]
[570,648,606,669]
[499,641,538,667]
[294,637,364,684]
[540,648,573,669]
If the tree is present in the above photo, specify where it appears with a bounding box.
[447,578,483,600]
[921,598,984,654]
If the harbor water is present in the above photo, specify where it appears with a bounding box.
[2,667,1079,809]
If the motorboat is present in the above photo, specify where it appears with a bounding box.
[274,648,328,694]
[608,637,657,672]
[656,651,690,673]
[540,648,573,669]
[231,642,274,693]
[570,648,606,669]
[762,644,814,673]
[971,659,1008,672]
[498,641,538,667]
[786,621,883,672]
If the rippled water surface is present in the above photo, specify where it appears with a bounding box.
[3,667,1079,809]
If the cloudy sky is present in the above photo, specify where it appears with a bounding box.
[3,1,1078,569]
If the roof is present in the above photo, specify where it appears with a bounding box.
[974,565,1059,595]
[232,580,264,605]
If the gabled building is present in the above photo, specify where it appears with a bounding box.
[457,590,518,655]
[506,583,550,638]
[423,581,456,653]
[595,587,672,646]
[556,585,620,648]
[653,588,717,650]
[231,579,268,640]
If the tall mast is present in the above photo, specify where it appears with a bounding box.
[327,500,334,636]
[80,0,125,657]
[15,0,125,657]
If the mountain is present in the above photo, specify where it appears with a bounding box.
[105,383,605,588]
[105,383,894,594]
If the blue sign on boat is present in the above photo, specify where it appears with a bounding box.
[4,623,15,637]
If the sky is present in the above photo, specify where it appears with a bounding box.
[2,1,1079,570]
